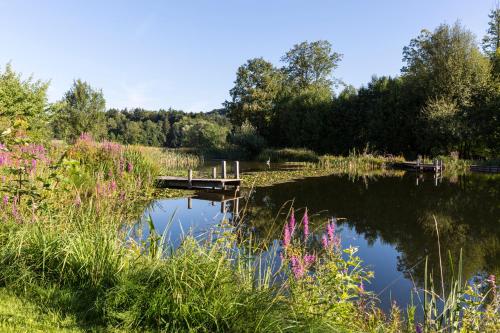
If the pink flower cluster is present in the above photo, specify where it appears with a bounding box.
[290,254,316,279]
[96,180,119,197]
[322,217,341,251]
[281,208,318,279]
[0,143,48,175]
[1,194,20,221]
[102,141,122,154]
[283,209,310,248]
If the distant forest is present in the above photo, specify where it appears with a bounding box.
[6,8,500,159]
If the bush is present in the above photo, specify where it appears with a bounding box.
[230,120,267,157]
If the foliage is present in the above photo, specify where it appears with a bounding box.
[281,40,342,90]
[0,63,49,143]
[229,120,266,157]
[171,116,230,150]
[225,58,283,138]
[51,80,107,142]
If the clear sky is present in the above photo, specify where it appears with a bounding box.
[0,0,496,112]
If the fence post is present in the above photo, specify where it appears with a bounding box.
[188,169,193,188]
[212,167,217,179]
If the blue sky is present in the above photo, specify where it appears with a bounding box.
[0,0,495,112]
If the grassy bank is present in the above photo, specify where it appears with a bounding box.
[0,138,498,332]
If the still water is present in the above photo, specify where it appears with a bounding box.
[137,167,500,311]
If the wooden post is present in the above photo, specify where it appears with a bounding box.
[234,161,240,179]
[234,197,239,217]
[212,167,217,179]
[187,197,192,209]
[188,169,193,188]
[221,161,227,179]
[220,201,226,214]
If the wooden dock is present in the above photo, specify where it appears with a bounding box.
[470,165,500,173]
[391,158,444,173]
[155,161,241,190]
[187,191,243,215]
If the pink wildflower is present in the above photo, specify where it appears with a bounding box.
[304,254,316,266]
[322,234,329,250]
[283,223,291,247]
[290,255,305,279]
[303,209,309,240]
[327,220,335,244]
[2,195,8,205]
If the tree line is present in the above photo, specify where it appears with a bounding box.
[2,8,499,159]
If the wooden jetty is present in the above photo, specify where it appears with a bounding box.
[470,165,500,173]
[187,191,242,215]
[391,158,444,173]
[155,161,241,190]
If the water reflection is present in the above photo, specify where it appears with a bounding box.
[138,172,500,311]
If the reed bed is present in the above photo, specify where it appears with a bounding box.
[131,146,202,173]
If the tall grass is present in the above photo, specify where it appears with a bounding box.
[131,146,202,173]
[257,148,320,163]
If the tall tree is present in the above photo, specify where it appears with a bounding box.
[52,79,106,141]
[483,5,500,57]
[483,5,500,75]
[402,23,491,156]
[0,63,49,143]
[281,40,342,89]
[225,58,282,137]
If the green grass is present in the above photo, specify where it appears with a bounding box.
[0,290,82,333]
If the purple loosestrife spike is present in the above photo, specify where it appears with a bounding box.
[12,196,19,220]
[290,256,305,279]
[127,162,133,173]
[327,221,335,244]
[2,195,8,205]
[322,234,329,250]
[289,209,296,235]
[303,209,309,240]
[304,254,316,266]
[283,223,291,247]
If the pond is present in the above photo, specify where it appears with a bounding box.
[135,166,500,311]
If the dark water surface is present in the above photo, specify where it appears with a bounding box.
[138,169,500,311]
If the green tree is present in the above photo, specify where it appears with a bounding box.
[281,40,342,89]
[402,23,492,156]
[172,117,229,150]
[225,58,282,137]
[483,5,500,75]
[52,79,106,141]
[229,120,266,157]
[0,63,49,142]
